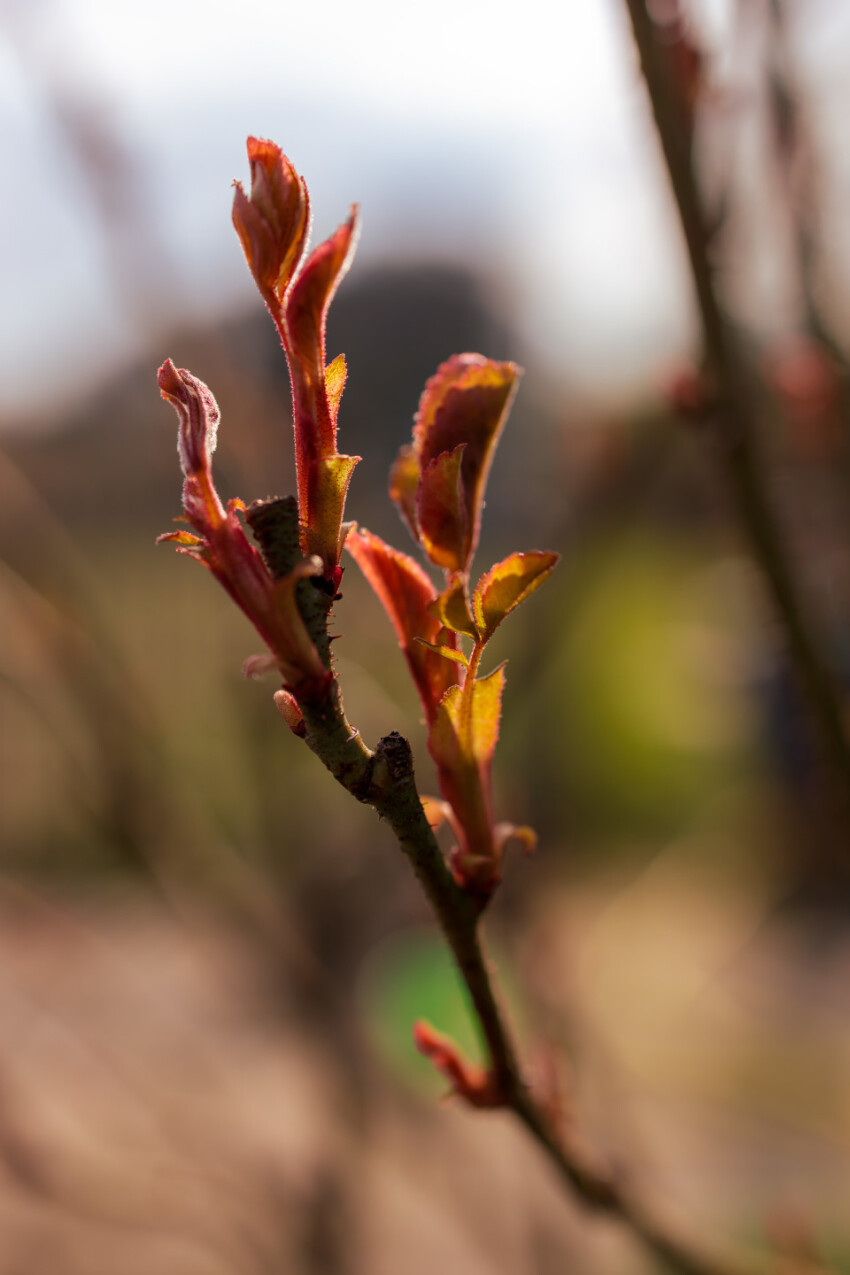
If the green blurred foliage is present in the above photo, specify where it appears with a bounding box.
[538,532,758,841]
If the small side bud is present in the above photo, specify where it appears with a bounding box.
[413,1021,503,1109]
[274,688,306,736]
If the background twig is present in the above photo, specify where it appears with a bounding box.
[622,0,850,846]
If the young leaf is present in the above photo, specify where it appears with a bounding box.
[304,453,361,573]
[232,137,309,312]
[389,444,421,544]
[413,354,520,571]
[285,208,359,458]
[324,353,347,429]
[414,638,470,667]
[428,576,479,640]
[428,664,506,893]
[431,664,506,772]
[345,527,461,722]
[416,445,468,572]
[159,359,221,482]
[473,550,559,643]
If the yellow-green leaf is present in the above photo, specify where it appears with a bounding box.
[428,577,479,640]
[473,550,559,642]
[305,453,361,568]
[414,638,470,667]
[430,663,505,772]
[324,353,347,428]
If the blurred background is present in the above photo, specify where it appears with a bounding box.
[1,0,850,1269]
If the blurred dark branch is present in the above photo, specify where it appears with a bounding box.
[294,663,823,1275]
[623,0,850,848]
[764,0,844,369]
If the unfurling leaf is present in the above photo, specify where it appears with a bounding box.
[234,142,359,582]
[413,354,520,572]
[345,527,461,722]
[473,550,559,642]
[232,137,309,312]
[159,359,220,481]
[305,453,361,575]
[285,209,359,456]
[158,361,330,695]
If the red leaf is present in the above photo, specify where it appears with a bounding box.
[416,444,468,572]
[283,209,359,576]
[158,361,329,694]
[389,444,421,545]
[413,354,520,572]
[231,137,309,313]
[285,209,359,457]
[345,527,461,723]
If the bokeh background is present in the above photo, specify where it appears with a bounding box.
[1,0,850,1269]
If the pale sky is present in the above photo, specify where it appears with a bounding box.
[0,0,846,424]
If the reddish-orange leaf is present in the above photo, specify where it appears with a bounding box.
[345,527,461,721]
[232,138,309,310]
[285,209,359,455]
[389,443,421,544]
[156,529,205,547]
[416,444,468,572]
[472,550,559,643]
[413,354,521,570]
